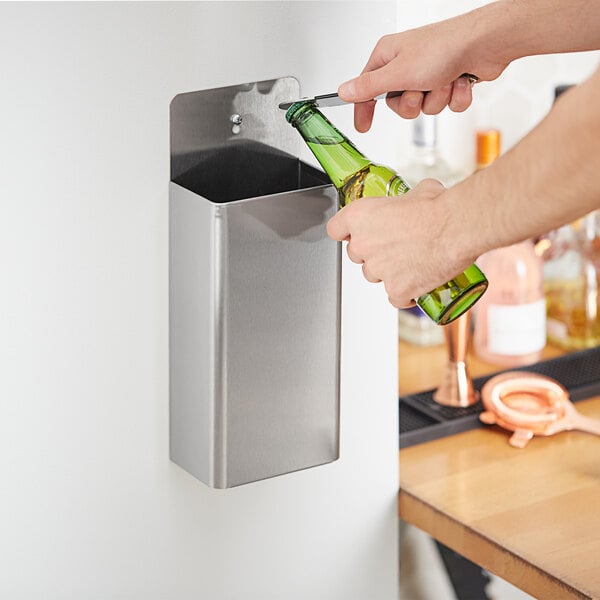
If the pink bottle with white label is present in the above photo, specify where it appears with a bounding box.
[473,130,546,366]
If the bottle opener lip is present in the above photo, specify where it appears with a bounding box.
[480,371,581,447]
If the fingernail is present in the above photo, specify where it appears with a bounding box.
[338,80,356,100]
[455,77,469,89]
[405,93,420,107]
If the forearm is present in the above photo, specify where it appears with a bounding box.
[463,0,600,77]
[341,0,600,127]
[444,64,600,263]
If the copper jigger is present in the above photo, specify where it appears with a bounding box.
[433,311,479,407]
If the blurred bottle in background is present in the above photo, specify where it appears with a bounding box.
[473,129,546,366]
[538,207,600,350]
[400,113,467,188]
[398,114,467,346]
[398,305,444,347]
[535,84,600,350]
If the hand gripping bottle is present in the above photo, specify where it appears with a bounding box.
[285,101,487,325]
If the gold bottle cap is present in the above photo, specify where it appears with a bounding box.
[476,129,501,168]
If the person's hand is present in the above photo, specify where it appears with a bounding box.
[326,179,474,308]
[338,15,510,132]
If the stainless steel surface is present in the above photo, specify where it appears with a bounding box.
[169,78,341,488]
[278,74,479,111]
[278,91,403,111]
[171,77,300,180]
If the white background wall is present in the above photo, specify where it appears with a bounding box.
[0,3,400,599]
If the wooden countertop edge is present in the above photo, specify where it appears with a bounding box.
[398,488,593,600]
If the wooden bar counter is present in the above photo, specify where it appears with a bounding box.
[398,341,600,600]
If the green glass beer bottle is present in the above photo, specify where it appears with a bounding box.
[285,101,488,325]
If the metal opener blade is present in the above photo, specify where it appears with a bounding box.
[278,74,479,111]
[278,91,403,111]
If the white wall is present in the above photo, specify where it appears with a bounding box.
[0,3,400,599]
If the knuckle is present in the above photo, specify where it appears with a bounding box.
[373,35,393,57]
[349,237,367,260]
[388,297,403,309]
[415,178,445,193]
[356,70,376,97]
[384,280,412,308]
[361,263,375,282]
[346,242,363,264]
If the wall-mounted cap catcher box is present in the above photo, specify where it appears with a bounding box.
[169,78,341,488]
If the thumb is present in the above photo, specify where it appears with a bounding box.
[338,64,402,102]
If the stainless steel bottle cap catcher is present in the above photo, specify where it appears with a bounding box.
[169,78,341,488]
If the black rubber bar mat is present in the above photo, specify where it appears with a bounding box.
[399,346,600,449]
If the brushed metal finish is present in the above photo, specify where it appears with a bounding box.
[169,79,341,488]
[277,75,478,111]
[278,90,403,111]
[171,77,300,180]
[169,183,340,488]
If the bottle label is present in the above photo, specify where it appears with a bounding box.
[386,175,410,196]
[487,299,547,355]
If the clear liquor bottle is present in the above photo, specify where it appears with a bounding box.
[400,114,467,188]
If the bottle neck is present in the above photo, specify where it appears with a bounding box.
[476,130,501,169]
[411,114,438,165]
[413,114,437,148]
[287,103,370,189]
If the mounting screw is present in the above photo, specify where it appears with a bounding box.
[230,113,243,135]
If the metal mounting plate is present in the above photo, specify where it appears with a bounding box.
[170,77,300,180]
